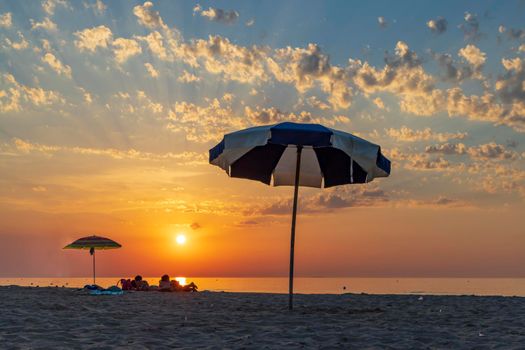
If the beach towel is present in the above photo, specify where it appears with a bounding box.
[88,286,124,295]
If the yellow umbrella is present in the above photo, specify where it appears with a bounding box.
[64,235,122,285]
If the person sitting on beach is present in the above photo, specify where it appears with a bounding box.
[159,274,178,292]
[182,282,198,292]
[158,275,198,292]
[130,275,149,291]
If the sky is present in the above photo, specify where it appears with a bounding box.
[0,0,524,278]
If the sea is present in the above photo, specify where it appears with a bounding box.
[1,277,524,296]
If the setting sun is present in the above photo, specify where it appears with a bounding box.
[175,234,187,245]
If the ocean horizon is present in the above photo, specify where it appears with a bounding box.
[2,277,525,297]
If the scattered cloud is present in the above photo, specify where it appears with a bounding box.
[432,52,475,82]
[4,32,30,50]
[425,142,467,155]
[458,44,486,69]
[133,1,166,29]
[42,52,72,78]
[177,70,200,83]
[427,17,447,34]
[425,142,518,160]
[498,25,525,40]
[112,37,142,64]
[458,12,482,40]
[377,16,387,28]
[467,142,519,160]
[0,12,12,28]
[386,126,467,142]
[373,97,386,110]
[42,0,70,16]
[195,6,239,25]
[144,62,159,78]
[0,73,63,113]
[30,17,57,31]
[74,25,113,52]
[84,0,107,16]
[4,137,207,164]
[306,96,330,110]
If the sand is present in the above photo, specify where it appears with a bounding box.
[0,286,524,349]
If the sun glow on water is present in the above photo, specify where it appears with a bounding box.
[175,277,187,286]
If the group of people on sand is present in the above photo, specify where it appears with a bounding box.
[120,275,198,292]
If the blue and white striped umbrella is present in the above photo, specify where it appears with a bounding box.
[210,122,390,187]
[209,122,391,309]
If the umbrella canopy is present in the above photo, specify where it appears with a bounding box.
[64,235,121,285]
[64,235,122,250]
[210,122,390,187]
[209,122,391,309]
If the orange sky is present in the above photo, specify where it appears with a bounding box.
[1,1,524,277]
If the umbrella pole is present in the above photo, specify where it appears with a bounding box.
[92,249,96,285]
[289,145,302,310]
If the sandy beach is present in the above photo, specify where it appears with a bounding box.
[1,286,524,349]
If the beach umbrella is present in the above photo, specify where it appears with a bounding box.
[63,235,122,285]
[209,122,391,310]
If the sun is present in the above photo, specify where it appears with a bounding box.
[175,234,187,245]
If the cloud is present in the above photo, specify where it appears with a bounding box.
[177,70,200,83]
[133,1,166,30]
[4,32,30,50]
[377,16,387,28]
[190,222,201,230]
[79,88,93,104]
[244,106,314,125]
[306,96,330,110]
[136,31,170,61]
[42,52,72,78]
[427,17,447,34]
[407,196,469,208]
[447,87,504,123]
[432,52,474,82]
[42,0,70,15]
[315,186,389,209]
[112,37,142,63]
[467,142,518,160]
[495,58,525,132]
[167,98,240,142]
[222,93,234,103]
[195,6,239,25]
[144,62,159,78]
[425,142,518,160]
[372,97,386,110]
[257,185,389,215]
[404,153,452,171]
[458,12,482,40]
[458,44,486,69]
[349,41,434,98]
[176,35,270,84]
[0,74,63,113]
[269,43,352,109]
[84,0,106,15]
[425,142,467,155]
[74,25,113,52]
[498,25,525,40]
[5,137,207,163]
[0,12,12,28]
[386,126,467,142]
[30,17,57,31]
